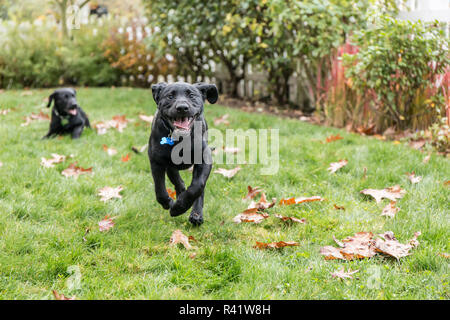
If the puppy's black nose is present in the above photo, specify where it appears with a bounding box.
[176,104,189,113]
[71,104,78,109]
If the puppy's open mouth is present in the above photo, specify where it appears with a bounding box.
[171,116,195,131]
[68,109,77,116]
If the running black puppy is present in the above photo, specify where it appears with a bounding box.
[43,88,90,139]
[149,82,218,225]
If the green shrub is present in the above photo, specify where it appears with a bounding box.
[343,16,450,131]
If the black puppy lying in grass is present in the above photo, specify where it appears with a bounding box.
[43,88,90,139]
[149,82,218,225]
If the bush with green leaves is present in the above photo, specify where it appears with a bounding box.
[343,16,450,131]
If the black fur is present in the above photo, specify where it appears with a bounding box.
[43,88,90,139]
[148,82,218,225]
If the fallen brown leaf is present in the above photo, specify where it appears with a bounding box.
[274,214,306,224]
[139,114,154,123]
[52,290,76,300]
[406,172,422,184]
[167,188,176,199]
[247,193,276,211]
[381,201,400,218]
[233,208,269,224]
[213,114,230,126]
[328,159,348,174]
[21,111,50,126]
[373,231,421,259]
[243,185,262,200]
[438,253,449,259]
[360,185,406,203]
[102,144,117,156]
[331,267,359,280]
[214,167,241,178]
[98,216,115,232]
[333,204,345,210]
[254,241,299,249]
[169,229,194,250]
[61,163,92,178]
[98,186,123,202]
[279,196,324,205]
[94,115,129,134]
[324,134,343,143]
[320,232,376,260]
[41,153,66,168]
[121,154,131,162]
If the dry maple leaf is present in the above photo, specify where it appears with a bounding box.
[327,159,348,174]
[333,204,345,210]
[169,229,194,250]
[445,181,450,186]
[406,172,422,184]
[233,208,269,224]
[279,196,324,205]
[243,185,262,200]
[98,216,115,232]
[41,153,66,168]
[52,290,76,300]
[381,201,399,218]
[213,114,230,126]
[321,232,376,260]
[324,134,343,143]
[214,167,241,178]
[21,111,50,126]
[102,144,117,156]
[254,241,299,249]
[167,188,176,199]
[274,214,306,224]
[98,186,123,202]
[61,163,92,178]
[94,115,129,134]
[360,185,406,203]
[121,154,131,162]
[331,267,359,280]
[438,253,450,259]
[247,193,276,211]
[320,246,345,260]
[139,114,154,123]
[373,231,421,259]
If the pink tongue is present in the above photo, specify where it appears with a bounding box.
[174,118,190,130]
[68,109,77,116]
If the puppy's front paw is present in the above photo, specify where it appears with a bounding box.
[170,201,189,217]
[189,212,203,226]
[162,198,174,210]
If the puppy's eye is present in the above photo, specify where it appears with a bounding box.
[188,92,195,98]
[167,94,175,100]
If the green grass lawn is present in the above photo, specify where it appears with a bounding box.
[0,87,448,300]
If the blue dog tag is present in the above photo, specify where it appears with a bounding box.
[160,137,174,146]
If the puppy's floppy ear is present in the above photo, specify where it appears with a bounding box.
[71,88,76,95]
[194,83,219,104]
[47,92,55,108]
[151,82,167,105]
